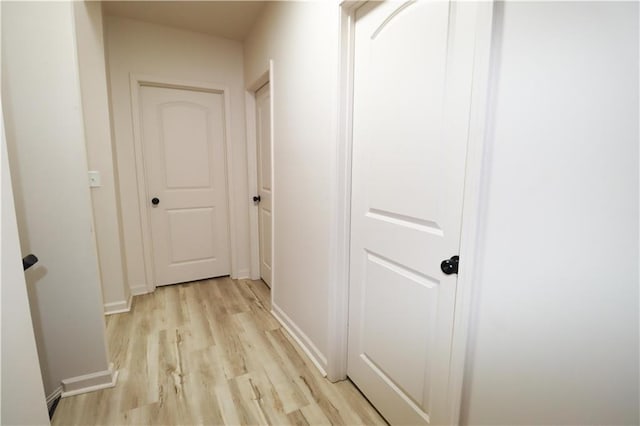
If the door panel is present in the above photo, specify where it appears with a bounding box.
[361,251,438,407]
[160,103,212,189]
[256,83,273,286]
[167,207,216,263]
[141,86,230,286]
[347,1,477,424]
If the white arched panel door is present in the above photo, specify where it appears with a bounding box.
[347,1,479,424]
[140,86,231,286]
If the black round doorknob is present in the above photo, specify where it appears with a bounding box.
[151,197,160,205]
[441,255,459,275]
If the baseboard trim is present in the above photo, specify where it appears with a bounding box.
[104,293,133,315]
[46,386,62,410]
[61,363,118,398]
[271,303,328,376]
[236,268,251,280]
[130,284,150,296]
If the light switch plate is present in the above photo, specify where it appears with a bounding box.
[88,171,101,188]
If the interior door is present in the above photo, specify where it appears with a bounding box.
[1,107,50,426]
[347,1,477,424]
[255,83,273,287]
[140,85,230,286]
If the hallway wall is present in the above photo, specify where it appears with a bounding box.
[74,1,131,314]
[104,16,251,293]
[244,2,340,372]
[460,2,639,424]
[1,0,112,397]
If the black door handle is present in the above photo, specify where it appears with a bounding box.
[23,254,38,271]
[440,255,459,275]
[151,197,160,205]
[253,195,261,203]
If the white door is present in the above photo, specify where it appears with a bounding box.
[347,1,478,424]
[140,86,231,286]
[255,83,273,287]
[1,107,50,426]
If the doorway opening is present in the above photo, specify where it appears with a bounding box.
[130,76,239,292]
[328,2,495,425]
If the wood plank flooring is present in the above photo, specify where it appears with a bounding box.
[52,278,386,425]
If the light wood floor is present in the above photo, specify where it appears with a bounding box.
[52,278,386,425]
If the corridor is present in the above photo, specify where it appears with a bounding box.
[52,279,385,425]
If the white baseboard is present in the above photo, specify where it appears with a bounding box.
[130,284,150,296]
[271,303,328,376]
[61,363,118,398]
[46,386,62,410]
[236,268,251,280]
[104,293,133,315]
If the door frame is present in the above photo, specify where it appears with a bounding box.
[245,62,275,295]
[129,74,238,293]
[327,1,496,423]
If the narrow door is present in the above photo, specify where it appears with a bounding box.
[140,85,230,286]
[347,1,477,424]
[255,83,273,286]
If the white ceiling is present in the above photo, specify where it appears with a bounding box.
[102,1,267,41]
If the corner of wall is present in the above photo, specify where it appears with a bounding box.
[74,0,131,311]
[271,302,328,377]
[61,363,119,398]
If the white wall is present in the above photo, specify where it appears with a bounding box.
[104,16,251,293]
[243,2,340,372]
[1,101,50,425]
[461,2,639,424]
[74,1,131,314]
[1,1,111,397]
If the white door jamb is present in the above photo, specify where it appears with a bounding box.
[326,0,364,383]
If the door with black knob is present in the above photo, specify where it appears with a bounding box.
[347,1,477,424]
[255,82,272,287]
[141,85,231,286]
